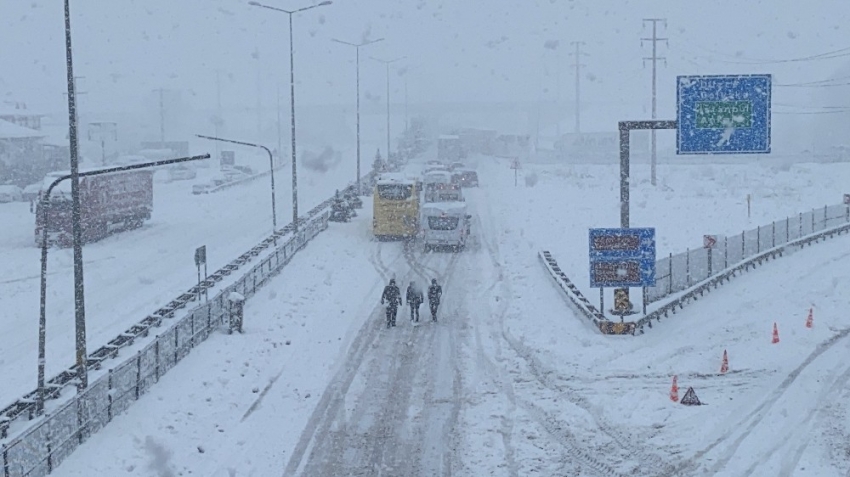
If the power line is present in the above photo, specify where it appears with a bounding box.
[641,18,666,187]
[677,44,850,65]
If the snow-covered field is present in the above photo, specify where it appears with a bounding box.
[0,155,356,409]
[40,156,850,476]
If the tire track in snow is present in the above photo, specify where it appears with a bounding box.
[475,190,676,477]
[290,244,461,476]
[689,327,850,476]
[462,212,520,477]
[281,242,403,477]
[349,249,461,476]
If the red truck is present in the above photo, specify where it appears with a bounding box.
[34,169,154,247]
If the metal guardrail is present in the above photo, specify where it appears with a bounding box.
[206,165,287,194]
[635,220,850,334]
[538,251,606,326]
[1,211,331,477]
[646,204,850,305]
[539,251,637,335]
[0,171,373,442]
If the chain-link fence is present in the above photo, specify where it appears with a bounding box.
[646,204,850,305]
[0,212,329,477]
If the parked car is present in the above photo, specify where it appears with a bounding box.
[0,185,23,203]
[192,175,228,195]
[168,165,197,181]
[455,169,479,187]
[192,182,213,195]
[233,165,254,175]
[22,183,42,202]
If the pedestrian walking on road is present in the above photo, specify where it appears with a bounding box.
[406,281,424,322]
[381,278,402,328]
[428,278,442,322]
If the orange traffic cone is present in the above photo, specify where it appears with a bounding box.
[670,375,679,402]
[805,308,813,329]
[772,322,780,344]
[720,350,729,374]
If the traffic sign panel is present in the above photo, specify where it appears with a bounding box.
[677,74,771,155]
[589,228,656,288]
[703,235,717,249]
[589,228,655,260]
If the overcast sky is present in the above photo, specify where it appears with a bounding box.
[1,0,849,129]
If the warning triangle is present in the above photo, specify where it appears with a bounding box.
[680,387,702,406]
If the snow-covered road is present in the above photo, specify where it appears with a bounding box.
[46,157,850,476]
[0,160,353,409]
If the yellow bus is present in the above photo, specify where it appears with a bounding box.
[373,173,420,241]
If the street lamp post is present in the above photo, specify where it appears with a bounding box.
[371,56,406,166]
[248,0,332,230]
[36,154,211,415]
[332,37,383,195]
[62,0,89,393]
[196,134,279,236]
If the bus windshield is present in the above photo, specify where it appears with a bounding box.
[377,184,413,200]
[428,216,459,230]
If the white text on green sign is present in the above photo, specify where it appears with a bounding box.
[695,101,753,129]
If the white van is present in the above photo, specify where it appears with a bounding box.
[423,171,463,202]
[421,202,471,252]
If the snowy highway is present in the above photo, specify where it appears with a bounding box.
[31,157,850,476]
[0,160,354,409]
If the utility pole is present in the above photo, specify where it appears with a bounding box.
[642,18,668,186]
[255,49,262,141]
[277,83,282,166]
[569,41,587,134]
[151,87,168,149]
[62,76,86,137]
[372,56,405,165]
[215,70,223,160]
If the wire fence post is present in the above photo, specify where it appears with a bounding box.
[786,216,790,243]
[824,205,828,228]
[668,252,673,295]
[772,221,776,248]
[811,208,815,233]
[107,369,114,422]
[756,225,761,253]
[686,248,691,287]
[741,231,745,260]
[135,351,142,400]
[707,247,712,277]
[154,339,160,382]
[724,235,728,269]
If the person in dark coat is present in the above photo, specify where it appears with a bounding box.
[427,278,442,322]
[406,281,424,322]
[381,278,402,328]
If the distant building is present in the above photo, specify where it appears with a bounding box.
[0,102,67,186]
[0,101,43,130]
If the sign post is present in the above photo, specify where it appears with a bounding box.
[510,158,521,186]
[845,194,850,222]
[589,228,656,319]
[194,245,207,302]
[220,150,235,169]
[704,234,717,276]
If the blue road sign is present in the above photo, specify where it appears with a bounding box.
[677,74,771,155]
[589,228,656,288]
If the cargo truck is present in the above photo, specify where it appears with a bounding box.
[34,169,154,247]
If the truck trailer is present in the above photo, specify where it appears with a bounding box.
[34,169,154,247]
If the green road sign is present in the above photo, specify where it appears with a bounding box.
[695,101,753,129]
